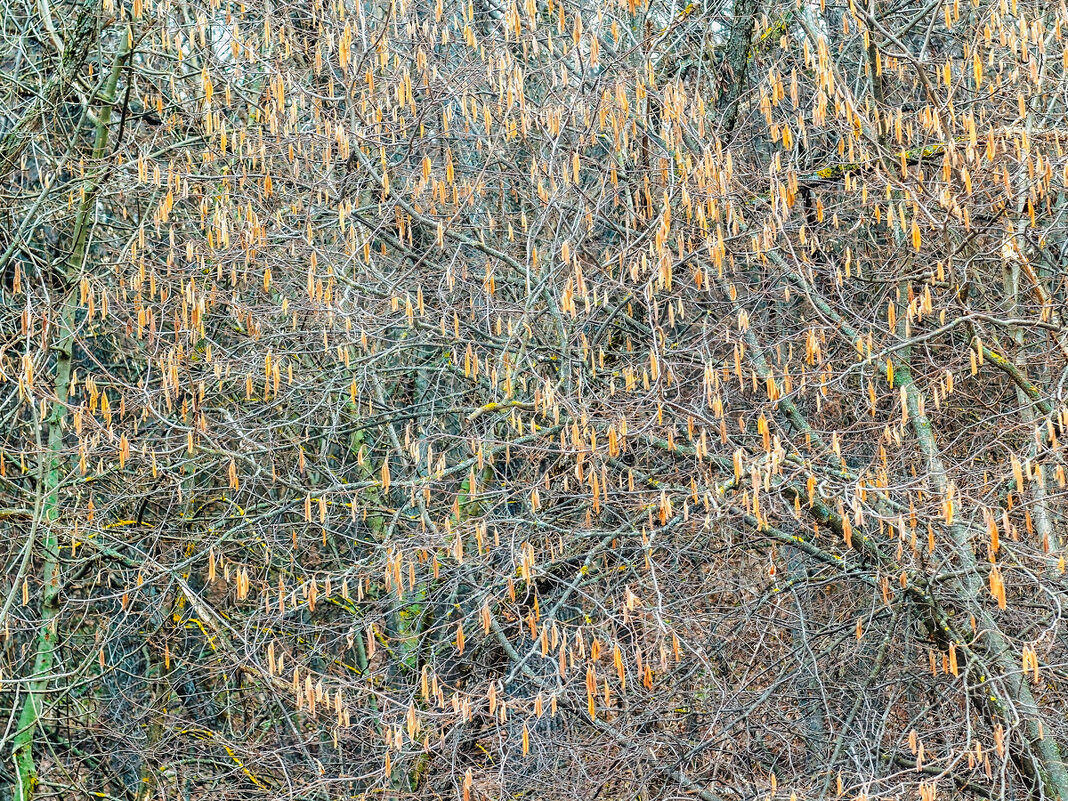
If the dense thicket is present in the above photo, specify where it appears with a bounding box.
[2,0,1068,798]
